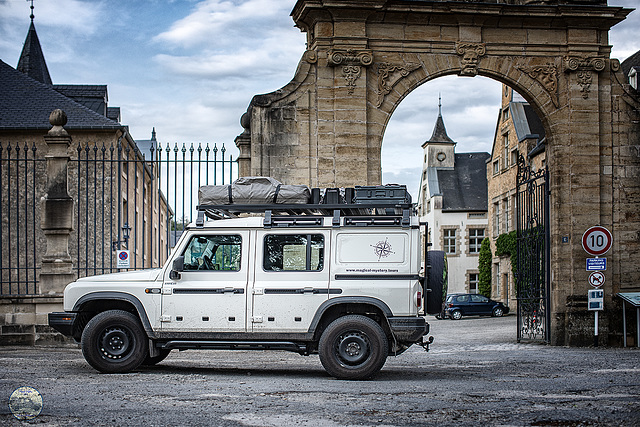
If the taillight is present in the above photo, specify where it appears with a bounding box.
[417,291,422,308]
[448,303,453,308]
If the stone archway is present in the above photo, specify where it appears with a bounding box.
[235,0,639,346]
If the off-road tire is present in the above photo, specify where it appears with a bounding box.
[318,315,388,380]
[81,310,148,373]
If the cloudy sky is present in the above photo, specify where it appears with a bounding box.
[1,0,638,198]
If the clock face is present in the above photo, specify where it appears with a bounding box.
[437,152,446,161]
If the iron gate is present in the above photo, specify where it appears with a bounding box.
[515,154,550,343]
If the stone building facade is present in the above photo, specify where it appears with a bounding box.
[486,85,546,310]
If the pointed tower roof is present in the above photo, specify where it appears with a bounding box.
[17,11,52,85]
[422,96,455,147]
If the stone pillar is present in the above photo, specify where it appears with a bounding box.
[234,113,251,178]
[39,109,75,295]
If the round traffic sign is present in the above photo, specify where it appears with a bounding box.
[582,226,612,256]
[588,271,605,288]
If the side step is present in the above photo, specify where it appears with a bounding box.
[159,340,309,355]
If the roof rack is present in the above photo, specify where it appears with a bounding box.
[195,202,415,229]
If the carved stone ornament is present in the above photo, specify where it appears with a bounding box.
[456,42,486,77]
[327,49,373,94]
[517,63,559,107]
[577,70,593,99]
[564,56,606,99]
[303,50,318,64]
[342,65,362,95]
[375,62,421,107]
[327,49,373,67]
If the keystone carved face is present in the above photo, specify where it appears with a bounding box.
[456,43,486,76]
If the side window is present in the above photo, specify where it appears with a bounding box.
[471,295,488,303]
[263,234,324,272]
[182,235,241,271]
[456,295,469,303]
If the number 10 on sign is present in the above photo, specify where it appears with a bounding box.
[582,226,612,257]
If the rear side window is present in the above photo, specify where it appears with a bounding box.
[182,235,241,271]
[456,295,469,303]
[263,234,324,271]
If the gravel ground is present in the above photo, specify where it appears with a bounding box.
[1,314,638,426]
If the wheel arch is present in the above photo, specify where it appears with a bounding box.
[72,292,155,340]
[308,297,393,341]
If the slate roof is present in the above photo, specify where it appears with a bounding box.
[621,49,640,76]
[16,22,51,85]
[435,152,490,212]
[422,111,455,147]
[510,102,545,142]
[0,59,122,130]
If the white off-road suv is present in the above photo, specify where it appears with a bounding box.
[49,183,446,380]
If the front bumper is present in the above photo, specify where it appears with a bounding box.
[48,312,77,336]
[388,316,428,343]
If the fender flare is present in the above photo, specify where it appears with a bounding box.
[72,292,155,338]
[307,296,393,334]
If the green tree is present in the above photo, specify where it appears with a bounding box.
[478,237,492,298]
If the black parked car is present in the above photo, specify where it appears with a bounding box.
[441,293,509,320]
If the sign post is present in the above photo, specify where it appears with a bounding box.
[582,226,611,348]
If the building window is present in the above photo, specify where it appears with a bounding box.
[503,198,510,233]
[493,160,500,175]
[502,108,509,122]
[503,134,509,168]
[494,264,501,297]
[511,148,519,167]
[469,273,479,294]
[493,202,500,236]
[443,229,457,254]
[469,228,485,253]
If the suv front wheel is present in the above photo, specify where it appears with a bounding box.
[318,315,388,380]
[81,310,148,373]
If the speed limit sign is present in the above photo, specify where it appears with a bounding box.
[582,226,612,256]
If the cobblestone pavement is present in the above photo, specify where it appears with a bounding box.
[1,315,638,426]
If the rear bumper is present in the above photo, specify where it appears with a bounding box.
[388,316,428,343]
[48,312,77,336]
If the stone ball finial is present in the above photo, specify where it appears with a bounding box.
[48,109,69,137]
[49,109,68,127]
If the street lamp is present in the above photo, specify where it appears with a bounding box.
[112,222,132,251]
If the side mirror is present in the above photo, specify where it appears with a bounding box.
[169,256,184,280]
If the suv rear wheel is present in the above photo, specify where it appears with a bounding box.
[81,310,148,373]
[451,310,462,320]
[318,315,388,380]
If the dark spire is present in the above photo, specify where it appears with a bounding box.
[17,1,52,85]
[426,96,454,144]
[151,128,157,141]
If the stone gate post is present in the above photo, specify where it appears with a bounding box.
[39,109,75,295]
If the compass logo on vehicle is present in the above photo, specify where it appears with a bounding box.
[372,238,394,261]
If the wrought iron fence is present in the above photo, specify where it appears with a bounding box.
[0,138,236,295]
[0,141,45,296]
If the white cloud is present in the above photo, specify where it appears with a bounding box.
[154,0,294,48]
